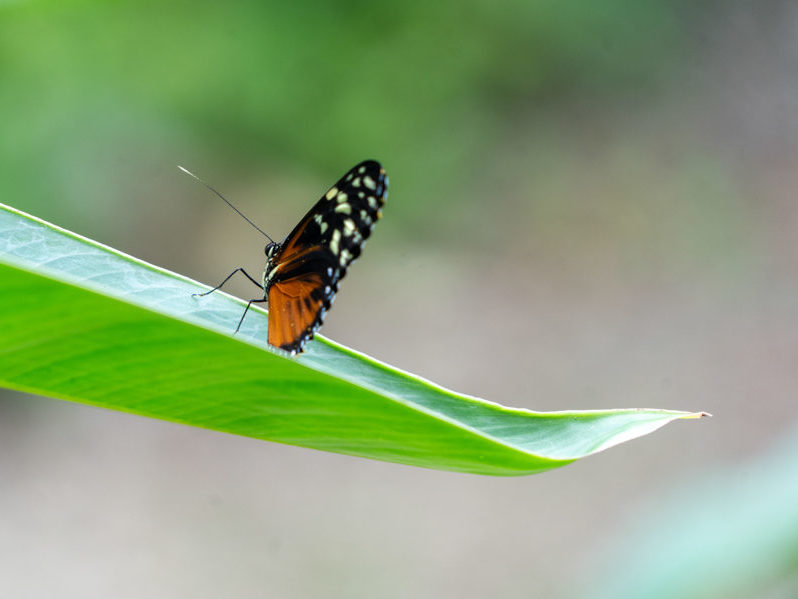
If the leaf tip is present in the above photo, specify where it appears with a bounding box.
[683,411,712,420]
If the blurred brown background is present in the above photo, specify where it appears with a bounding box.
[1,1,797,597]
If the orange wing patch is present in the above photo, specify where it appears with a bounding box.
[267,274,327,353]
[275,218,314,263]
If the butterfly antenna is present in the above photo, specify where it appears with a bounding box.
[178,165,275,244]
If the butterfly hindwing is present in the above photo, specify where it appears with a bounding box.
[264,160,388,353]
[267,271,329,352]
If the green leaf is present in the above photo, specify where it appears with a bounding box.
[0,203,705,475]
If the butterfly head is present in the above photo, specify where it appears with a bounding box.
[265,241,279,260]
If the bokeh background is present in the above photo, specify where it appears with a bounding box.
[2,1,798,597]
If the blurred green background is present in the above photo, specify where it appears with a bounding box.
[2,1,797,597]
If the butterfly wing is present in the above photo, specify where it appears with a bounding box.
[265,160,388,353]
[267,270,328,352]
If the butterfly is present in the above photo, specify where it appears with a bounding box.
[194,160,388,355]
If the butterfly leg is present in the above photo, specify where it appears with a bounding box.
[193,268,263,298]
[235,298,268,334]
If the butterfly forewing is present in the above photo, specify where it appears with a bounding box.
[265,160,387,353]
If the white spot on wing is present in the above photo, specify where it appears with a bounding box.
[340,249,352,266]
